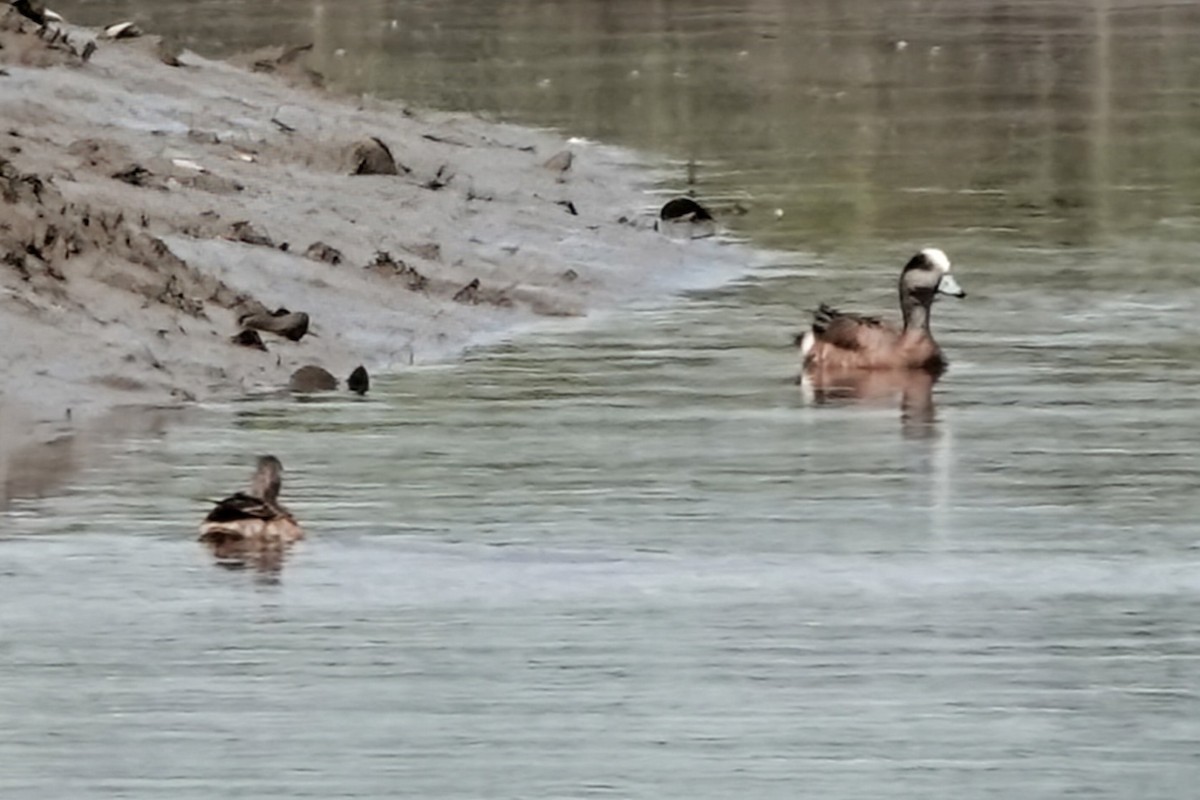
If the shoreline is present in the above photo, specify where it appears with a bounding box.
[0,10,756,501]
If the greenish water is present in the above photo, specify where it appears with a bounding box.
[6,1,1200,798]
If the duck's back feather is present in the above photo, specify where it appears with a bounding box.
[810,304,901,353]
[803,304,942,371]
[202,492,277,523]
[199,494,304,547]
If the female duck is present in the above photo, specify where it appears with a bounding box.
[198,455,304,557]
[797,248,966,374]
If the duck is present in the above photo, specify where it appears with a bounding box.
[797,248,965,374]
[198,455,304,558]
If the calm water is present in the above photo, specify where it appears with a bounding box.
[6,1,1200,797]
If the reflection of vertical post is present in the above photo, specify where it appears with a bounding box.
[311,1,328,80]
[1048,0,1105,245]
[1092,0,1111,236]
[929,408,953,542]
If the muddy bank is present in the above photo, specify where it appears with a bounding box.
[0,9,746,451]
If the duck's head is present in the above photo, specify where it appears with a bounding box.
[900,247,965,304]
[250,455,284,502]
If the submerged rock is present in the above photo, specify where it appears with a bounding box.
[288,365,337,393]
[659,196,713,222]
[288,364,369,395]
[347,365,369,395]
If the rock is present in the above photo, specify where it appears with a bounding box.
[110,163,154,187]
[452,278,480,304]
[100,21,141,40]
[660,196,713,222]
[230,329,267,351]
[239,308,309,342]
[156,37,183,67]
[1,5,90,65]
[305,241,343,265]
[366,250,426,291]
[543,149,573,176]
[228,220,274,247]
[288,365,337,393]
[10,0,47,25]
[347,365,369,395]
[350,137,402,176]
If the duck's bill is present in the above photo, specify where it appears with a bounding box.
[937,274,966,298]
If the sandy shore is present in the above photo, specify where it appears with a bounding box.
[0,9,748,465]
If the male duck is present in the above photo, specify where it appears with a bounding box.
[797,248,966,374]
[198,455,304,557]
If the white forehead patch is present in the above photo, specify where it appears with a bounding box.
[921,247,951,272]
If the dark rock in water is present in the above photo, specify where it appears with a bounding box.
[289,365,337,393]
[351,137,406,176]
[452,278,481,304]
[230,329,267,351]
[660,196,714,222]
[347,365,370,395]
[305,241,343,265]
[239,308,309,342]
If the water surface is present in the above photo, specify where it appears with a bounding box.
[6,2,1200,798]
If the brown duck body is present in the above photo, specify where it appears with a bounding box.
[799,248,965,375]
[198,456,304,559]
[802,305,947,373]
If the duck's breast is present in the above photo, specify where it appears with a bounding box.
[897,331,945,371]
[263,517,305,545]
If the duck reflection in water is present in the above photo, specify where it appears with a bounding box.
[795,248,965,434]
[800,366,939,435]
[199,455,304,572]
